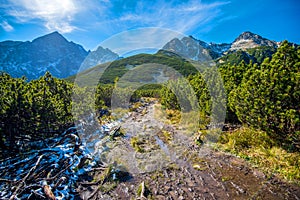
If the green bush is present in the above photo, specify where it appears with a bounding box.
[229,41,300,144]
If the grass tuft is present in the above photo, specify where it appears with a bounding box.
[217,127,300,184]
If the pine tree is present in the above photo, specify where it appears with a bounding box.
[229,41,299,142]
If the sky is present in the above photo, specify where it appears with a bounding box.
[0,0,299,51]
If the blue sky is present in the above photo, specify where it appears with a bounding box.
[0,0,299,51]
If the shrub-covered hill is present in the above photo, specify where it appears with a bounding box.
[66,50,201,85]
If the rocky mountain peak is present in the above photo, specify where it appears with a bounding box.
[163,36,213,61]
[230,31,277,51]
[80,46,119,71]
[0,32,88,80]
[163,36,229,61]
[234,31,261,42]
[32,31,67,45]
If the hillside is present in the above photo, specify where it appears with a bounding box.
[67,45,278,86]
[67,50,202,86]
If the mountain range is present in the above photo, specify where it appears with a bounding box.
[0,31,286,80]
[162,31,279,62]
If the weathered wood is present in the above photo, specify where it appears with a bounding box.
[9,155,44,200]
[43,184,56,200]
[140,181,146,199]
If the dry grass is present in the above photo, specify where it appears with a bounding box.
[216,127,300,185]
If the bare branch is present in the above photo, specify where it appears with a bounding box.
[9,155,44,200]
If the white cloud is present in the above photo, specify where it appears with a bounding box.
[7,0,79,33]
[0,20,14,32]
[1,0,230,46]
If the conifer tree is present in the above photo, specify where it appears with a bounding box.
[229,41,299,141]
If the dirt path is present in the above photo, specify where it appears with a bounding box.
[78,100,300,199]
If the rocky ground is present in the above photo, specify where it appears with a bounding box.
[76,99,300,200]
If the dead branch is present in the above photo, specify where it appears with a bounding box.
[0,178,16,183]
[53,176,66,191]
[87,186,99,200]
[37,160,74,182]
[9,155,44,200]
[140,181,146,199]
[91,167,108,171]
[80,180,101,186]
[43,183,56,200]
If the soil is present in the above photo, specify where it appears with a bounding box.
[77,99,300,200]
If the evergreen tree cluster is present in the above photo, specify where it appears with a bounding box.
[160,41,299,147]
[0,40,299,154]
[228,41,299,144]
[0,72,115,154]
[0,72,74,153]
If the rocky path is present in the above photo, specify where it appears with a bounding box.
[78,100,300,199]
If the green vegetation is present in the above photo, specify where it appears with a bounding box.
[160,66,226,128]
[99,50,198,84]
[130,136,145,153]
[157,130,173,143]
[159,41,300,183]
[217,127,300,184]
[216,41,299,184]
[136,181,151,198]
[0,40,299,183]
[228,41,299,146]
[0,72,118,155]
[217,46,276,66]
[0,72,74,153]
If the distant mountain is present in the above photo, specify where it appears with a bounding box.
[163,31,280,62]
[0,32,88,80]
[0,31,294,80]
[230,31,278,51]
[162,36,230,61]
[80,46,119,72]
[0,32,119,80]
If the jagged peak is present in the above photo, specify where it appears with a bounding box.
[187,35,197,41]
[184,35,206,43]
[93,45,118,56]
[32,31,67,43]
[95,45,111,52]
[234,31,262,42]
[230,31,278,51]
[181,36,209,48]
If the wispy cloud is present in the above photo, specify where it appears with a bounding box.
[101,0,230,35]
[6,0,79,33]
[1,0,230,42]
[0,19,14,32]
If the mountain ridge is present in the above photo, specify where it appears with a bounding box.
[0,31,295,80]
[0,31,119,80]
[162,31,282,62]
